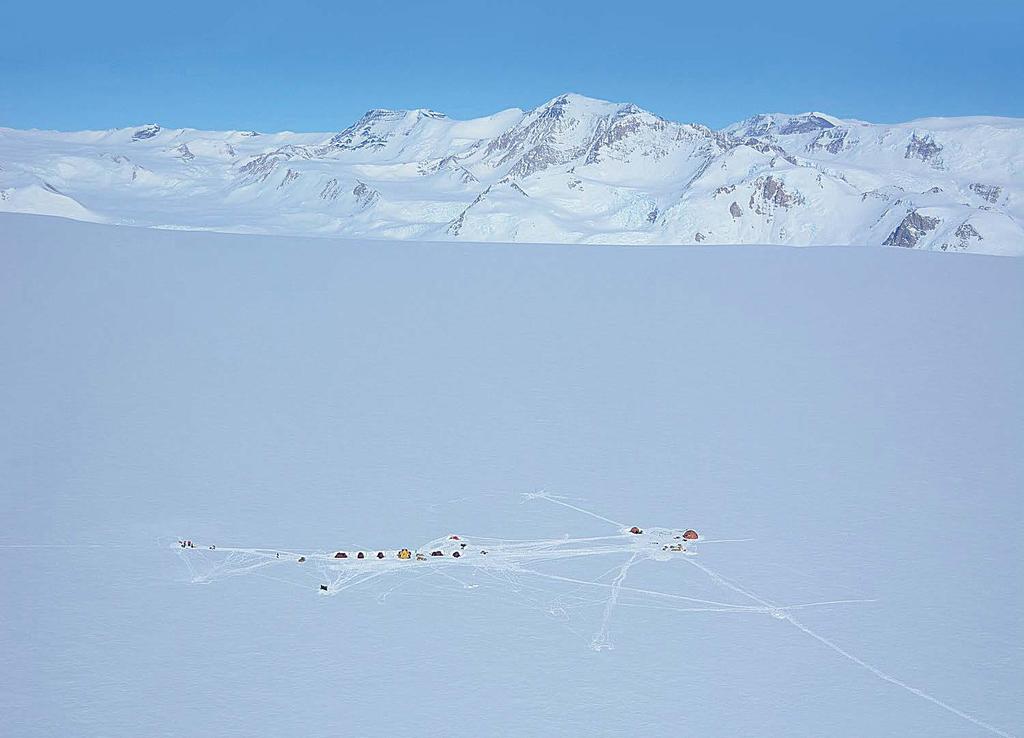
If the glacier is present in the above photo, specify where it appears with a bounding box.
[1,93,1022,254]
[1,214,1021,737]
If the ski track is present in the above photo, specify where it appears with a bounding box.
[682,554,1015,737]
[173,492,1016,737]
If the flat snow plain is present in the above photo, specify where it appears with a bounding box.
[1,213,1021,737]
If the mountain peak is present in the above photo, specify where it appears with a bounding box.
[724,112,842,137]
[534,92,635,117]
[327,107,450,151]
[358,107,447,122]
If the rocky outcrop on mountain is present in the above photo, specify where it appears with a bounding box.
[327,110,406,151]
[418,155,478,184]
[132,125,161,141]
[352,180,380,209]
[970,183,1002,204]
[944,222,984,251]
[320,178,343,201]
[446,210,468,236]
[1,93,1022,255]
[238,145,314,184]
[808,128,850,154]
[749,176,804,215]
[905,133,944,168]
[726,113,836,139]
[277,168,300,189]
[884,210,942,248]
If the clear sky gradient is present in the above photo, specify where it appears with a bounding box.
[4,0,1022,132]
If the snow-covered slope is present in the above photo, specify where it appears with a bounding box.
[2,94,1022,254]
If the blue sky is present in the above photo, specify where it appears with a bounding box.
[4,0,1022,131]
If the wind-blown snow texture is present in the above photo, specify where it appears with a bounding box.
[1,214,1021,737]
[2,94,1022,255]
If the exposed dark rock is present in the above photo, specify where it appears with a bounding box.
[238,154,279,184]
[455,167,478,184]
[647,207,659,224]
[446,179,526,236]
[777,115,835,135]
[734,113,834,138]
[884,210,941,248]
[481,95,692,181]
[352,180,380,209]
[584,107,669,164]
[808,128,849,154]
[905,133,943,167]
[736,138,799,166]
[325,108,433,152]
[320,178,342,201]
[861,188,901,202]
[749,176,804,215]
[957,222,982,239]
[470,185,492,206]
[418,155,479,184]
[508,144,567,179]
[237,145,314,184]
[277,168,300,189]
[446,210,466,236]
[504,180,530,198]
[969,183,1002,204]
[131,125,161,141]
[730,201,743,218]
[694,232,706,242]
[173,143,194,162]
[942,222,983,251]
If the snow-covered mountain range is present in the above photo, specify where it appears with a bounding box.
[2,93,1022,254]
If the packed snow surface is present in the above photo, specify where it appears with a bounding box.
[2,93,1023,254]
[1,214,1021,737]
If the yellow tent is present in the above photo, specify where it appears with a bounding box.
[397,548,412,560]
